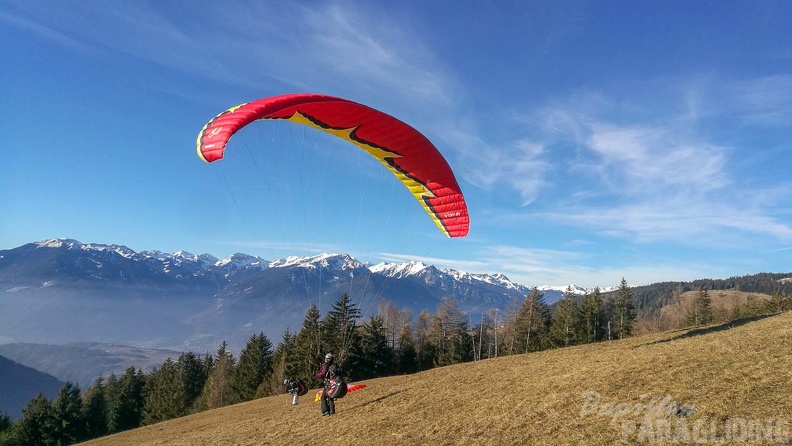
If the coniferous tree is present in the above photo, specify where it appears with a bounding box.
[15,394,56,446]
[322,293,362,362]
[580,288,604,343]
[266,329,297,396]
[201,342,237,410]
[142,358,183,425]
[291,305,324,381]
[687,286,713,326]
[108,367,145,432]
[103,374,119,434]
[614,278,636,339]
[177,351,208,414]
[232,332,274,401]
[81,376,108,440]
[0,412,11,433]
[0,412,15,446]
[396,323,419,374]
[355,315,395,379]
[52,381,85,445]
[550,288,581,348]
[337,336,365,381]
[514,287,551,353]
[201,353,215,383]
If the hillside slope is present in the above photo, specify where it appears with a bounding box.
[84,312,792,445]
[0,355,63,420]
[0,343,183,388]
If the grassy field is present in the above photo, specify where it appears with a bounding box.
[83,312,792,445]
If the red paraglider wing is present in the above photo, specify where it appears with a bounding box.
[346,384,367,393]
[196,94,469,237]
[314,383,367,401]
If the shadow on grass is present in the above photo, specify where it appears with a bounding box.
[349,389,406,410]
[638,313,780,347]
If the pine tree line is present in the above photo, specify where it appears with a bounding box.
[635,285,792,334]
[493,278,637,357]
[608,272,792,314]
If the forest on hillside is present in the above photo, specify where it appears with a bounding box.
[601,272,792,314]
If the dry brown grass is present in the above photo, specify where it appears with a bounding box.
[82,312,792,445]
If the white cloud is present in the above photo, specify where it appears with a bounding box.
[472,245,591,283]
[535,201,792,244]
[461,139,549,205]
[585,124,730,194]
[298,3,455,106]
[507,79,792,247]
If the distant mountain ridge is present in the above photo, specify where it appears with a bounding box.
[16,239,612,294]
[0,238,611,352]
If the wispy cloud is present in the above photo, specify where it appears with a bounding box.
[460,138,550,205]
[0,9,90,51]
[719,75,792,126]
[477,245,585,278]
[535,202,792,244]
[585,124,730,195]
[1,1,458,108]
[508,79,792,246]
[297,3,456,106]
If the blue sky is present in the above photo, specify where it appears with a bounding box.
[2,0,791,288]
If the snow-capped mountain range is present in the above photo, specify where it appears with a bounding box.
[0,238,614,351]
[25,238,614,294]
